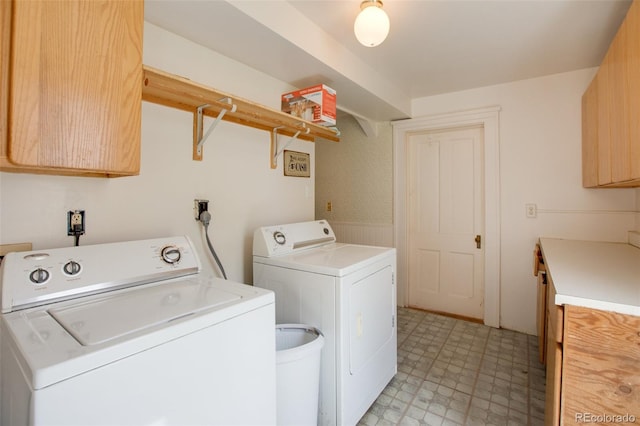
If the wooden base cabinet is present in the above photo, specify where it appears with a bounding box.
[562,306,640,424]
[533,243,548,364]
[536,272,547,364]
[544,278,563,426]
[543,282,640,425]
[1,0,143,177]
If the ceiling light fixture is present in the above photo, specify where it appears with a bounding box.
[354,0,390,47]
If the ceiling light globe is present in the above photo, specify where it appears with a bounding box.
[354,3,390,47]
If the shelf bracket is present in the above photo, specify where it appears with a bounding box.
[270,126,310,169]
[193,98,237,161]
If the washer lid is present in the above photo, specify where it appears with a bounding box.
[256,243,396,276]
[49,280,241,346]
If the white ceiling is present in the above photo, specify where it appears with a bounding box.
[145,0,632,122]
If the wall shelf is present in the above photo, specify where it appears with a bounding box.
[141,66,340,167]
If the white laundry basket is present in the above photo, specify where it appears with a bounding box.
[275,324,324,426]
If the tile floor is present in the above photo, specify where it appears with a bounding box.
[358,308,546,426]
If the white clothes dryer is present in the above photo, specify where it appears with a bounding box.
[253,220,397,426]
[1,236,276,426]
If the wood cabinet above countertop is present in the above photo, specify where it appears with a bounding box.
[0,0,338,178]
[582,0,640,188]
[0,0,143,177]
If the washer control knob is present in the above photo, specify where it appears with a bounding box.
[273,231,286,245]
[161,246,181,264]
[29,268,50,285]
[63,261,82,276]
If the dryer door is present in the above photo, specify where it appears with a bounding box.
[348,264,395,374]
[342,259,397,426]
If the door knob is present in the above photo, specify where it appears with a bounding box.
[475,235,481,249]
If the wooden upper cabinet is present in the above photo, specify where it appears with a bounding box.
[608,20,631,184]
[596,54,612,185]
[582,0,640,187]
[1,0,143,177]
[0,0,11,168]
[628,0,640,181]
[581,77,598,188]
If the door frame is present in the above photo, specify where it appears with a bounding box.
[392,106,501,328]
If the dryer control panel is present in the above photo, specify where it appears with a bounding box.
[253,220,336,257]
[0,236,200,313]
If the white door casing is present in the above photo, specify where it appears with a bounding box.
[392,106,501,328]
[407,126,485,319]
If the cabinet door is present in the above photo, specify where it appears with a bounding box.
[581,77,598,188]
[596,53,612,186]
[544,334,562,426]
[544,279,563,426]
[536,272,547,364]
[608,20,631,183]
[628,0,640,181]
[6,0,143,176]
[562,306,640,424]
[0,0,10,163]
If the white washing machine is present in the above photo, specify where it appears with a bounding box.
[0,236,276,426]
[253,220,397,426]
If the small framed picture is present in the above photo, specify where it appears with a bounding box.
[283,150,310,178]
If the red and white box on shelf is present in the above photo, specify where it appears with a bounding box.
[281,84,336,126]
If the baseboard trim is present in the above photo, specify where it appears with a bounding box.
[405,305,484,324]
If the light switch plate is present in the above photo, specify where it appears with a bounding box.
[0,243,33,257]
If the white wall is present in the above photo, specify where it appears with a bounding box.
[0,23,315,283]
[315,114,393,224]
[411,68,637,334]
[315,114,394,246]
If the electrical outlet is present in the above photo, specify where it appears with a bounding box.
[194,199,209,220]
[525,203,537,218]
[326,201,332,212]
[67,210,86,235]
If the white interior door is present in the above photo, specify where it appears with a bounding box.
[407,126,485,319]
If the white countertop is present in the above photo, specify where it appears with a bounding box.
[539,238,640,316]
